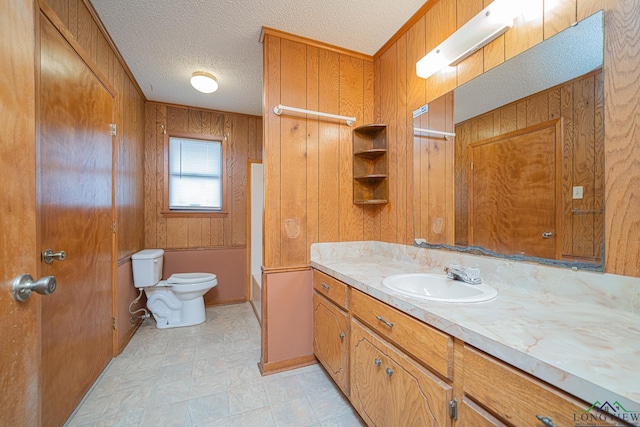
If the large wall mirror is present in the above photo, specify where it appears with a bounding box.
[413,11,604,269]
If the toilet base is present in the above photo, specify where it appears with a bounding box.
[147,292,207,329]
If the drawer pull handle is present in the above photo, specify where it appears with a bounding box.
[376,315,394,328]
[320,283,330,290]
[339,332,345,341]
[536,415,556,427]
[386,367,394,377]
[374,358,382,367]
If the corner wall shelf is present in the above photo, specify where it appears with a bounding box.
[353,124,388,204]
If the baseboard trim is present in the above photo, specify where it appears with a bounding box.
[258,354,317,376]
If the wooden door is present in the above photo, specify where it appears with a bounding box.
[469,120,562,259]
[39,13,114,427]
[313,292,349,395]
[0,0,40,425]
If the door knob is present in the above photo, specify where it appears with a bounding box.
[542,232,553,239]
[42,249,66,264]
[11,274,57,302]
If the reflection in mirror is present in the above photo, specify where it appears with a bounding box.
[413,11,604,269]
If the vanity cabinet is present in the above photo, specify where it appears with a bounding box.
[313,270,350,395]
[351,319,453,427]
[311,268,633,427]
[353,124,388,204]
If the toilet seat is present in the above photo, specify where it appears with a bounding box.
[168,272,217,285]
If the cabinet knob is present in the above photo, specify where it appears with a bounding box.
[374,358,382,367]
[536,415,556,427]
[320,283,330,290]
[386,367,394,377]
[339,332,345,341]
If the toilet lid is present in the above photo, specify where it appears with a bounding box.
[167,272,217,285]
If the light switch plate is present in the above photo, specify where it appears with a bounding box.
[573,186,584,199]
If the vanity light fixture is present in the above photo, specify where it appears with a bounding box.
[416,0,524,79]
[190,71,218,93]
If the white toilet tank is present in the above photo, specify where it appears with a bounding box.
[131,249,164,288]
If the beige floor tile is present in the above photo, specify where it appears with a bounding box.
[271,397,319,427]
[68,303,361,427]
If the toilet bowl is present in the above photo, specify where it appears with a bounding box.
[131,249,218,329]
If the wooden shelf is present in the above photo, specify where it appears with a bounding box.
[353,124,388,204]
[354,199,388,205]
[354,148,387,159]
[354,174,387,180]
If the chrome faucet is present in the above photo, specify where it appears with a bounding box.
[445,264,482,285]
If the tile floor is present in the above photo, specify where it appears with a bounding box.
[66,303,365,427]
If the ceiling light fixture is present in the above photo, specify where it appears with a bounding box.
[190,71,218,93]
[416,0,524,80]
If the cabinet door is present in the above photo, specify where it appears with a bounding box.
[351,319,453,427]
[313,292,349,395]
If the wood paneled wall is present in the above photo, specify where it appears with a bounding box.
[455,69,604,261]
[144,103,262,250]
[43,0,146,353]
[44,0,146,261]
[603,0,640,277]
[262,31,375,269]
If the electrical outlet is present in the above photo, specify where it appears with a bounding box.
[573,186,584,199]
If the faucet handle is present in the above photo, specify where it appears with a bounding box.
[466,267,481,283]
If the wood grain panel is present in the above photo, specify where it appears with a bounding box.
[264,34,282,267]
[0,0,39,425]
[396,34,409,244]
[306,47,320,251]
[339,54,365,241]
[603,0,640,277]
[379,46,398,243]
[573,75,596,257]
[578,0,603,21]
[545,0,577,39]
[318,49,341,244]
[280,39,308,265]
[456,0,484,85]
[505,0,544,60]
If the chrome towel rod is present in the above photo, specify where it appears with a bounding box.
[273,104,356,126]
[413,127,456,140]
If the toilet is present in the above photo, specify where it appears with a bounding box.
[131,249,218,329]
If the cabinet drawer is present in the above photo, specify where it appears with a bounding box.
[351,289,453,379]
[313,270,349,310]
[463,345,631,427]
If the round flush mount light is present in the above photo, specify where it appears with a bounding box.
[190,71,218,93]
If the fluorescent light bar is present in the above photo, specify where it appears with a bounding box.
[416,0,523,79]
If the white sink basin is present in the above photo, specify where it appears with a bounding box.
[382,273,497,303]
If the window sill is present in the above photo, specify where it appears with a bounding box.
[161,210,229,218]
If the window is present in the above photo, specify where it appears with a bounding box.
[167,135,225,213]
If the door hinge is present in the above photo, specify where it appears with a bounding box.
[449,398,458,420]
[110,123,117,136]
[470,162,474,170]
[112,317,117,330]
[112,220,117,233]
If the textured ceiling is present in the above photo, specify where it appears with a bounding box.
[91,0,427,116]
